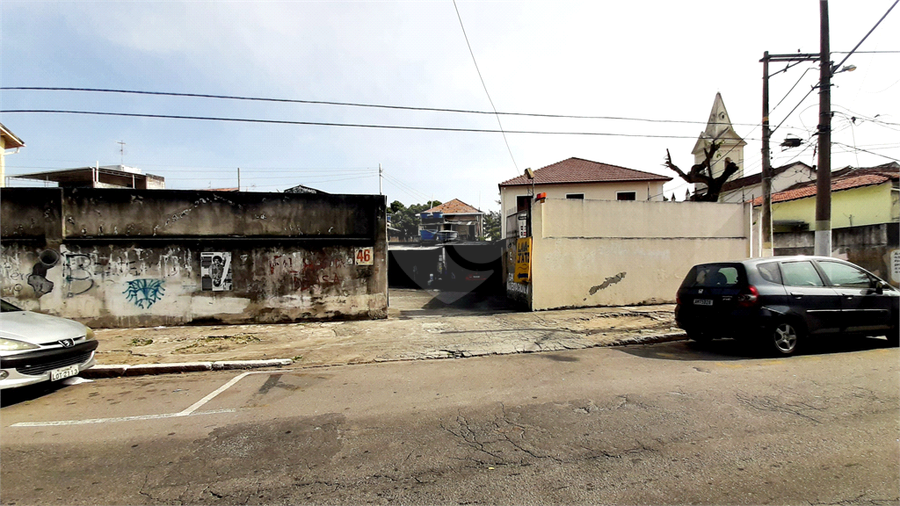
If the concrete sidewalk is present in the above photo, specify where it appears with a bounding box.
[84,289,685,378]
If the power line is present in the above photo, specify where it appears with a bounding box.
[452,0,518,173]
[0,86,761,128]
[831,0,899,73]
[1,109,733,140]
[771,85,818,135]
[832,142,900,162]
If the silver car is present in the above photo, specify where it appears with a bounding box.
[0,299,98,389]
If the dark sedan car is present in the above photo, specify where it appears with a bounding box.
[675,256,899,355]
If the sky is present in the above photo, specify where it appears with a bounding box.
[2,1,898,212]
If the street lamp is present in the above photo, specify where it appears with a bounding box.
[759,49,855,258]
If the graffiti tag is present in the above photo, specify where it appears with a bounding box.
[123,279,165,309]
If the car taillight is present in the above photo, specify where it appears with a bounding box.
[737,285,759,307]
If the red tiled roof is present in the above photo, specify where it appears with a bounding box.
[424,198,482,214]
[751,170,897,206]
[498,157,671,187]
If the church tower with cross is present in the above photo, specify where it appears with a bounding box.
[691,93,746,192]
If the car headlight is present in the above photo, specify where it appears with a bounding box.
[0,338,40,351]
[85,327,95,341]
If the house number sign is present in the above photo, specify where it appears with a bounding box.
[355,247,374,265]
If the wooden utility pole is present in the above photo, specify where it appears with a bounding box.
[815,0,832,256]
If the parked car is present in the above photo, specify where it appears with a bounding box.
[675,256,899,355]
[0,299,98,389]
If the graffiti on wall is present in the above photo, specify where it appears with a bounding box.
[123,279,166,308]
[63,253,96,297]
[201,252,233,291]
[27,250,61,297]
[268,252,350,292]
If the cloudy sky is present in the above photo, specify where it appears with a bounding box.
[2,1,898,211]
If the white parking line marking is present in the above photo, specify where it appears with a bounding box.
[10,409,236,427]
[8,369,291,428]
[178,371,251,416]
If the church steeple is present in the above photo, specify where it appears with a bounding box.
[692,93,746,188]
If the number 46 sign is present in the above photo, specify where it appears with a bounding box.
[355,247,374,265]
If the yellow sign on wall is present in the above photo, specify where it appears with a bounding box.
[514,237,532,283]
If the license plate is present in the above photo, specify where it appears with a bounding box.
[693,298,713,306]
[50,364,80,382]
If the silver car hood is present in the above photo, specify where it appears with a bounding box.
[0,310,88,345]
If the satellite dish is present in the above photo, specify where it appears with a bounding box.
[524,167,534,179]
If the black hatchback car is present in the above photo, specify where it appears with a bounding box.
[675,256,899,355]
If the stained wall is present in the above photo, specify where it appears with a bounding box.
[1,188,387,327]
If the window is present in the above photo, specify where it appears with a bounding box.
[687,264,741,287]
[817,261,872,288]
[516,195,530,212]
[566,193,584,200]
[780,261,825,287]
[616,192,636,201]
[757,262,783,284]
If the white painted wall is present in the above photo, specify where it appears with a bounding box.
[524,198,751,310]
[500,180,667,237]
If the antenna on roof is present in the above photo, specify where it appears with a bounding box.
[117,140,126,165]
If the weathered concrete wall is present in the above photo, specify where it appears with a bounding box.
[521,199,750,310]
[774,223,899,287]
[1,188,387,327]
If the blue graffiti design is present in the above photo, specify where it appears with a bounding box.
[123,279,165,309]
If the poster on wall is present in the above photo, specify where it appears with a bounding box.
[201,252,233,291]
[514,237,532,283]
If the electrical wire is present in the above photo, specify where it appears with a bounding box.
[451,0,518,173]
[771,85,818,135]
[831,0,899,74]
[832,142,900,163]
[0,109,730,140]
[771,66,815,113]
[0,86,761,128]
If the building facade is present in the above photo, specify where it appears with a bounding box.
[498,157,671,238]
[0,188,388,327]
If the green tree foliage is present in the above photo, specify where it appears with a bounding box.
[388,200,441,241]
[482,209,501,241]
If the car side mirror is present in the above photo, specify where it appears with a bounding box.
[873,280,888,295]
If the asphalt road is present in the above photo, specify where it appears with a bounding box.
[2,338,897,505]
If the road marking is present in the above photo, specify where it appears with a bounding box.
[178,371,251,416]
[10,409,236,427]
[8,369,293,428]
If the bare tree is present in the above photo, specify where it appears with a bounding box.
[664,142,740,202]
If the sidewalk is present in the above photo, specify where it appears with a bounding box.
[84,289,685,377]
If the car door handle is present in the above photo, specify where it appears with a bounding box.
[790,292,803,298]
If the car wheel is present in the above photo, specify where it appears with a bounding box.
[770,321,801,356]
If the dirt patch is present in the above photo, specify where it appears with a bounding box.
[174,333,262,354]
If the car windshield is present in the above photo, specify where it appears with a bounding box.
[683,264,742,288]
[1,299,24,312]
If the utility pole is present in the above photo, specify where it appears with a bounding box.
[759,51,819,257]
[815,0,832,257]
[237,167,241,191]
[378,163,383,195]
[761,52,773,257]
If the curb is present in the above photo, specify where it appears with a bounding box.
[81,359,294,379]
[609,331,688,346]
[79,333,688,379]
